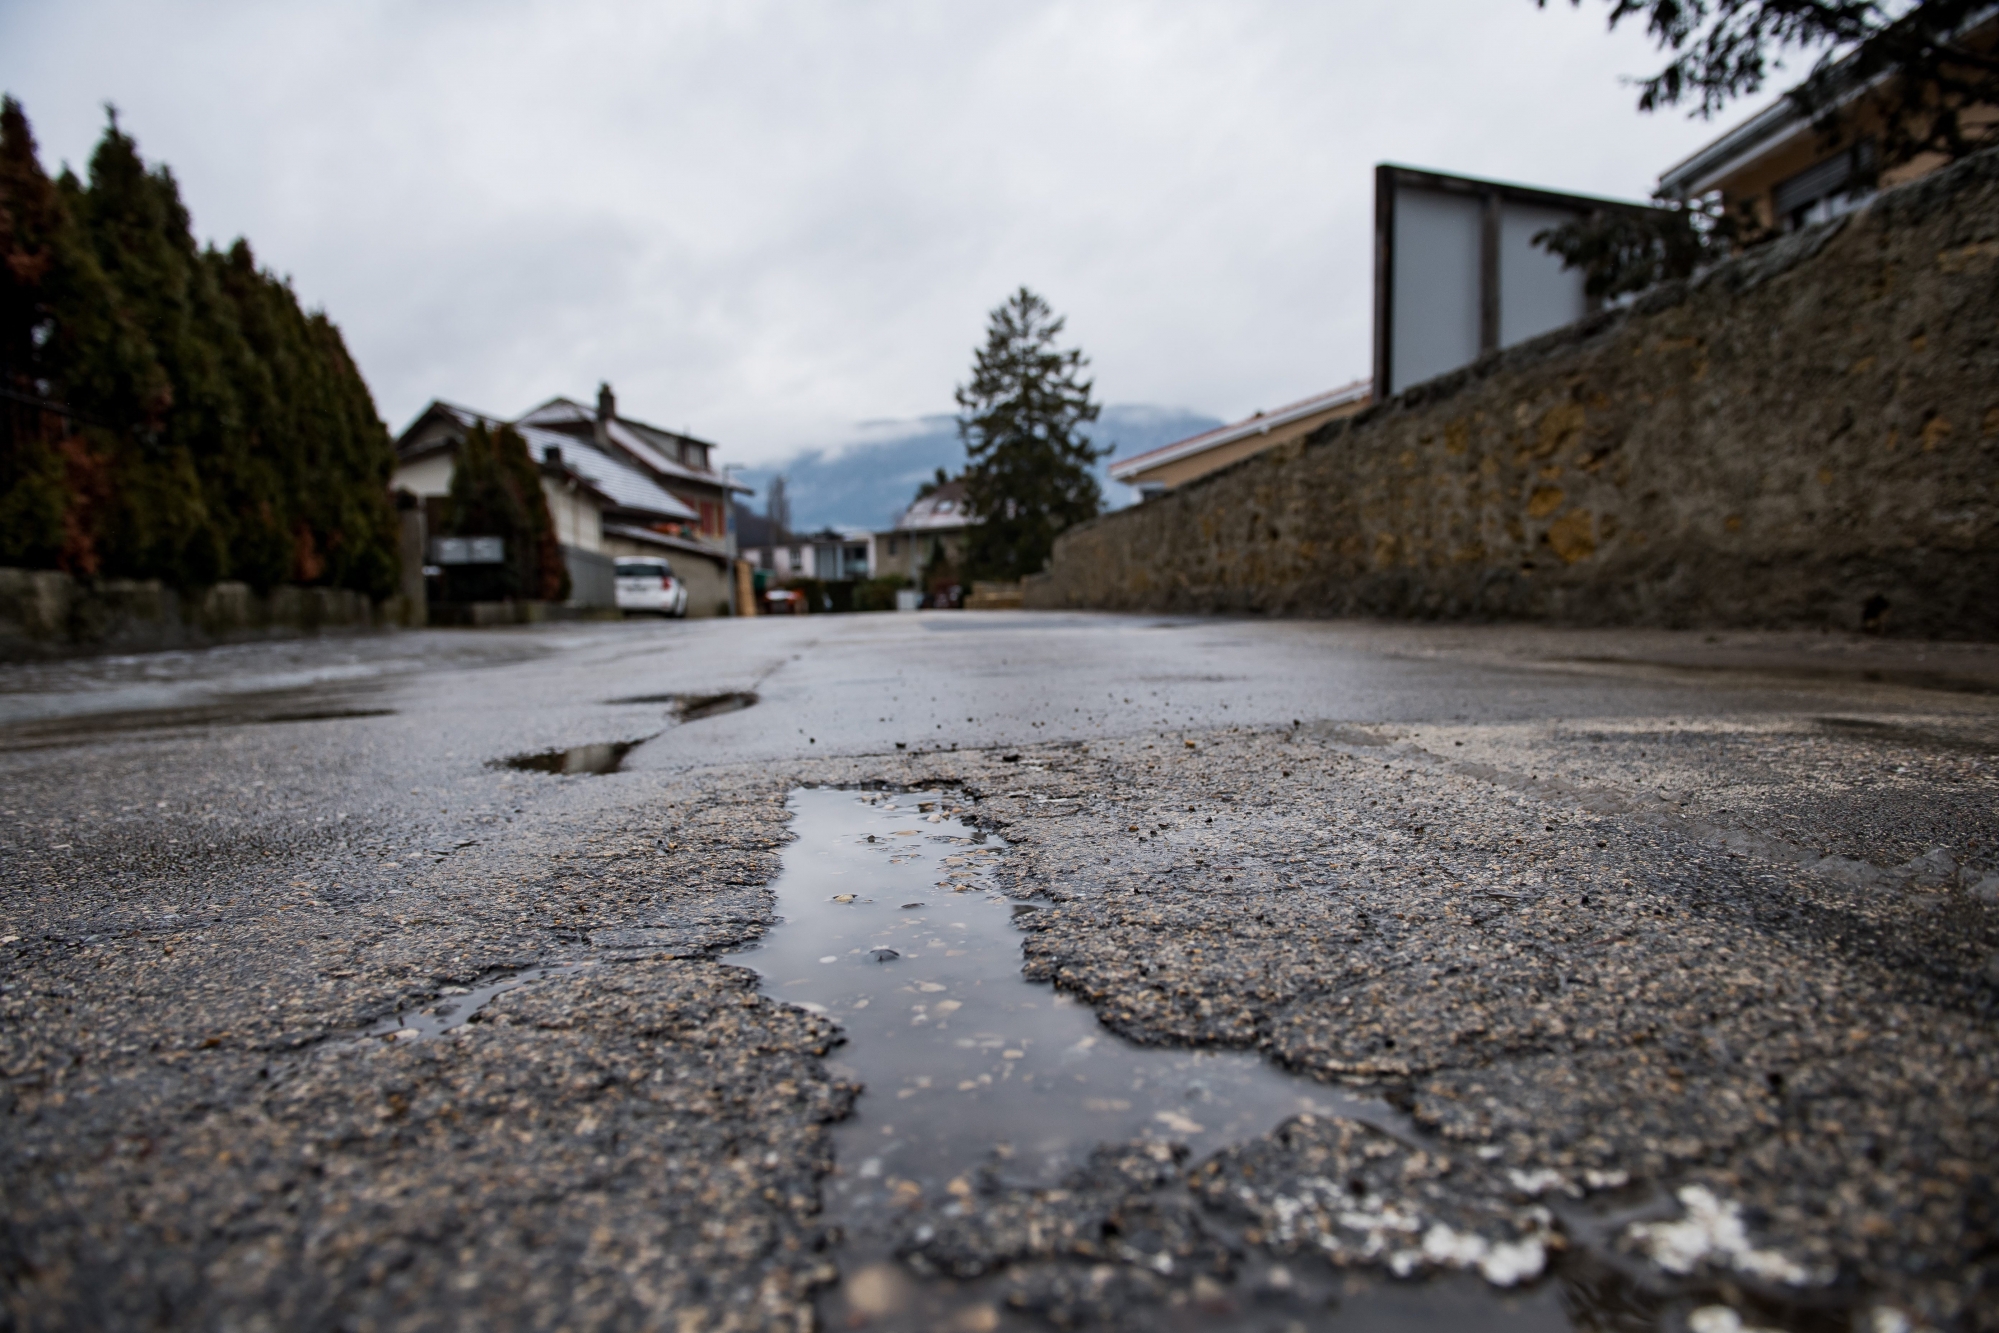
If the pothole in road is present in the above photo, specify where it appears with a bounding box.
[499,739,646,775]
[750,790,1365,1193]
[745,790,1572,1332]
[673,690,758,721]
[746,790,1841,1333]
[603,690,759,721]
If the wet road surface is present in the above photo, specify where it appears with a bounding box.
[2,613,1995,1331]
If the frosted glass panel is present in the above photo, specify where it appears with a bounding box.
[1498,203,1588,348]
[1390,190,1482,395]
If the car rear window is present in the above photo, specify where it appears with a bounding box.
[617,562,670,578]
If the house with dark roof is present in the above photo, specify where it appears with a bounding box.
[515,385,746,550]
[735,502,876,585]
[390,385,749,616]
[871,478,973,604]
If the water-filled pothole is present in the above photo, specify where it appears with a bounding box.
[747,790,1547,1331]
[751,790,1372,1193]
[603,690,759,721]
[499,739,645,775]
[747,790,1819,1333]
[674,690,758,721]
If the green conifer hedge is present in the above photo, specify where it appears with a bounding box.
[0,98,398,597]
[439,422,569,603]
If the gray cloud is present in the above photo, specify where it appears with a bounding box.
[1,0,1767,464]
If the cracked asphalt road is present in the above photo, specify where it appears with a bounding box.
[2,614,1995,1332]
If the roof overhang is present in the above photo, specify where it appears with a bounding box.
[392,399,501,460]
[1656,6,1999,199]
[1657,99,1815,200]
[1109,380,1371,481]
[603,524,732,566]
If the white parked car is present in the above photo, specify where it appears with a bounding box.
[615,558,688,617]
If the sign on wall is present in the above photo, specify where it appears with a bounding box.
[1372,165,1656,398]
[430,536,505,565]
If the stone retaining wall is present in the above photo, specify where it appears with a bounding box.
[0,568,400,662]
[1028,148,1999,639]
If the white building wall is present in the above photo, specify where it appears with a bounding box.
[391,448,606,554]
[390,453,455,498]
[541,478,604,553]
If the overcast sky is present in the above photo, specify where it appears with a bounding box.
[1,1,1773,465]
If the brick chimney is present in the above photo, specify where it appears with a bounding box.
[595,382,615,449]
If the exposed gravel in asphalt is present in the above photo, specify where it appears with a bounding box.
[940,721,1999,1330]
[1,743,835,1332]
[3,618,1996,1332]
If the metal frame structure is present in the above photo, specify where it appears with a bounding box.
[1371,165,1657,399]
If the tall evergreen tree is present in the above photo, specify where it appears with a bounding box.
[207,239,397,595]
[0,98,399,597]
[73,114,244,585]
[440,422,567,603]
[955,288,1104,582]
[0,97,164,574]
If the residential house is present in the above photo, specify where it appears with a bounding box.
[1108,381,1371,497]
[732,502,786,575]
[515,386,745,552]
[805,530,875,581]
[736,505,875,583]
[1657,11,1998,230]
[735,504,804,580]
[873,478,971,603]
[391,385,746,616]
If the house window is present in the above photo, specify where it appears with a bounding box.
[1774,141,1875,231]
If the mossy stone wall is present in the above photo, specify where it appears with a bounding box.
[1030,149,1999,639]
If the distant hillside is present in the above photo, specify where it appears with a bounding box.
[732,404,1223,533]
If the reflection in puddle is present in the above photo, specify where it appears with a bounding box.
[750,790,1565,1331]
[754,790,1370,1195]
[499,739,643,775]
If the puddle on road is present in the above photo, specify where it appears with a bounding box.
[602,689,759,721]
[671,690,758,721]
[498,693,755,774]
[0,689,398,751]
[499,738,645,775]
[753,789,1372,1193]
[746,790,1586,1332]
